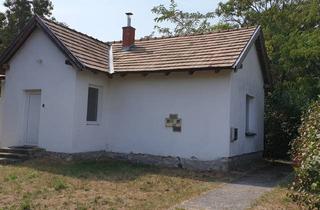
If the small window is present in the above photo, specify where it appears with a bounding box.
[86,86,99,122]
[246,94,256,136]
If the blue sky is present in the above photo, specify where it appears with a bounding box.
[0,0,225,41]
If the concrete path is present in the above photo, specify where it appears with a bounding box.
[175,164,291,210]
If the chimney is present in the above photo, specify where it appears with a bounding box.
[122,12,135,50]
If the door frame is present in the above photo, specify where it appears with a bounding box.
[23,89,41,146]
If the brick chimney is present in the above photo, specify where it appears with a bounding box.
[122,12,135,50]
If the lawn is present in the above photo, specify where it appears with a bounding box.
[0,158,232,209]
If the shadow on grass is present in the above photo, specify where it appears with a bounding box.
[16,158,293,186]
[16,158,232,183]
[233,162,293,188]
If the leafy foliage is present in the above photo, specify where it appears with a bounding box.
[0,0,54,53]
[151,0,235,36]
[216,0,320,82]
[265,77,320,158]
[290,100,320,209]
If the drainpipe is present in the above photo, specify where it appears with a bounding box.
[107,43,114,74]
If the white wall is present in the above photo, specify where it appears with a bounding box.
[0,80,5,147]
[0,27,265,160]
[73,70,232,160]
[229,45,265,156]
[1,28,77,152]
[72,70,111,152]
[105,71,231,160]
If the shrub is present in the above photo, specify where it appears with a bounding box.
[290,100,320,209]
[264,78,320,159]
[52,177,68,191]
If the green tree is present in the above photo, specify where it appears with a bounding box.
[0,0,54,53]
[216,0,320,82]
[151,0,235,35]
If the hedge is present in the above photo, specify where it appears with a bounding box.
[290,100,320,209]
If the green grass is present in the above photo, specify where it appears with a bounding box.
[0,158,231,209]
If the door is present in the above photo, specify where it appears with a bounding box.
[25,91,41,146]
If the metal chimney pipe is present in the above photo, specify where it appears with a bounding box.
[126,12,133,27]
[123,12,135,50]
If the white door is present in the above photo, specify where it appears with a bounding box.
[25,91,41,146]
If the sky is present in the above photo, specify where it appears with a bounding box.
[0,0,224,41]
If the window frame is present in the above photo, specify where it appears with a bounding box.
[245,94,256,137]
[0,79,4,98]
[86,85,102,125]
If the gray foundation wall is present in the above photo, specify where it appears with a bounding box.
[38,151,263,172]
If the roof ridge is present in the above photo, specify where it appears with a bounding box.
[37,16,108,45]
[110,26,258,44]
[36,16,258,45]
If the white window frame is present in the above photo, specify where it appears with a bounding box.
[0,80,2,97]
[0,80,4,98]
[245,94,256,136]
[86,84,103,125]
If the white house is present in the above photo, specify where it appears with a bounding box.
[0,15,270,169]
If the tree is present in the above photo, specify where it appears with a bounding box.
[0,0,54,53]
[216,0,320,81]
[151,0,234,36]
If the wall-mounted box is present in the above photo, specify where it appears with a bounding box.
[230,127,238,142]
[165,114,182,132]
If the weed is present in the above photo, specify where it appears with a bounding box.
[52,177,68,191]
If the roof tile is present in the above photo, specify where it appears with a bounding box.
[40,18,257,73]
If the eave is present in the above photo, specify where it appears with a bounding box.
[232,26,272,86]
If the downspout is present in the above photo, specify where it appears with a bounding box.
[107,43,114,74]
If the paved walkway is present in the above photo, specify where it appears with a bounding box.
[175,164,291,210]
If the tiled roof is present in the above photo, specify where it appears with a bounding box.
[1,16,269,84]
[40,17,258,73]
[42,19,109,72]
[112,27,256,72]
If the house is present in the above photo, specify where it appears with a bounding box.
[0,14,270,170]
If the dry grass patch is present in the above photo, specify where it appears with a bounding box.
[0,158,233,209]
[250,177,305,210]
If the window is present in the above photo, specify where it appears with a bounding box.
[245,94,256,136]
[86,86,99,122]
[0,79,3,97]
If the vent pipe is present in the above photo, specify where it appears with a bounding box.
[126,12,133,27]
[107,43,114,74]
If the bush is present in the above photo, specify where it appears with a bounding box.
[290,100,320,209]
[52,177,68,191]
[264,78,320,159]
